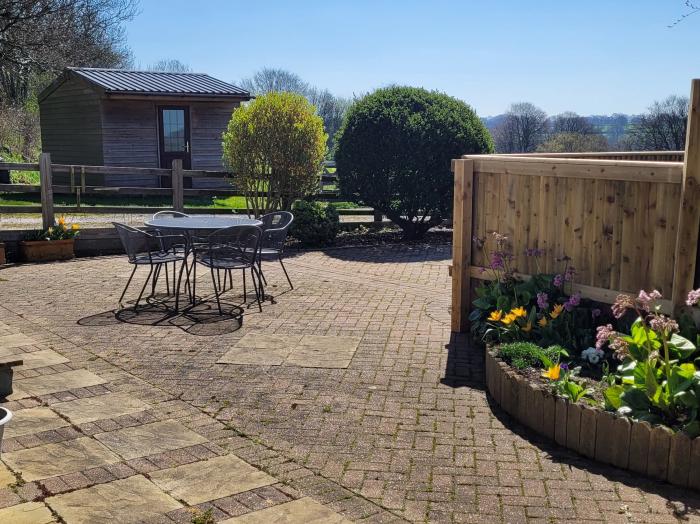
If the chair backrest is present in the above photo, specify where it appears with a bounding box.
[112,222,158,262]
[152,210,189,219]
[205,225,262,267]
[259,211,294,251]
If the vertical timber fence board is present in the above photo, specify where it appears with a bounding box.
[451,159,474,332]
[672,79,700,312]
[171,159,184,212]
[39,153,54,230]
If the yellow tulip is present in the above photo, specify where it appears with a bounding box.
[538,317,548,327]
[542,364,561,380]
[511,306,527,318]
[58,216,66,227]
[488,310,503,322]
[71,223,80,230]
[501,313,516,325]
[550,304,564,319]
[522,321,532,333]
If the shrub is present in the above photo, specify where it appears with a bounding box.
[290,201,339,247]
[497,342,562,370]
[222,92,327,215]
[335,86,493,239]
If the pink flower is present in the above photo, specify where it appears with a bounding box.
[687,289,700,307]
[648,315,679,335]
[612,294,635,319]
[553,274,564,288]
[595,324,615,350]
[537,292,549,310]
[564,292,581,312]
[637,289,662,311]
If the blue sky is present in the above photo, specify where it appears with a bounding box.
[126,0,700,117]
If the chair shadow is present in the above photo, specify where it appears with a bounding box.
[77,293,245,336]
[444,334,700,514]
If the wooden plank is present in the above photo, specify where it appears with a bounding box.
[451,159,474,333]
[171,159,184,213]
[0,162,40,171]
[39,153,54,230]
[466,156,683,183]
[52,164,172,177]
[672,79,700,313]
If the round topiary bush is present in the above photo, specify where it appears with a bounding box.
[290,201,340,247]
[335,87,493,239]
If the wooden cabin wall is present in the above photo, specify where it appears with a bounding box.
[190,101,239,189]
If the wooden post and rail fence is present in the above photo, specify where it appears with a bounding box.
[451,78,700,332]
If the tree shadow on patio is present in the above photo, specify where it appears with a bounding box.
[77,294,245,336]
[441,332,485,389]
[486,396,700,518]
[318,243,451,264]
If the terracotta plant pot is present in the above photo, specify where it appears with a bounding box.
[19,239,75,262]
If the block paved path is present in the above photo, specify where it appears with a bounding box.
[1,243,700,523]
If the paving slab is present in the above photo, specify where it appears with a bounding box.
[17,369,106,397]
[0,333,36,351]
[221,497,352,523]
[149,453,276,504]
[285,335,360,369]
[0,461,15,487]
[3,436,120,482]
[0,501,55,524]
[52,392,149,424]
[0,349,69,371]
[218,334,301,366]
[94,419,208,460]
[4,406,70,438]
[46,474,182,524]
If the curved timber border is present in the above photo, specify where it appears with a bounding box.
[485,349,700,491]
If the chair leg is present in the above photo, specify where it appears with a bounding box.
[151,264,160,296]
[174,259,188,312]
[135,266,154,308]
[164,263,170,295]
[210,266,222,315]
[258,258,268,286]
[250,266,262,312]
[192,258,197,304]
[242,269,247,301]
[278,254,293,289]
[119,265,137,308]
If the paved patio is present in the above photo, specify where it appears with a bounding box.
[1,243,699,523]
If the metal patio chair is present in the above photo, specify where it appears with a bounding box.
[258,211,294,290]
[149,211,191,292]
[193,225,264,314]
[112,222,190,310]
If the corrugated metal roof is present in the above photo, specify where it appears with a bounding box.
[68,67,250,97]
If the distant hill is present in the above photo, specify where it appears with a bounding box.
[481,113,639,147]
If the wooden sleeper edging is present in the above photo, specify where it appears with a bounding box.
[483,348,698,492]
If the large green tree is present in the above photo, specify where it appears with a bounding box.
[222,92,327,215]
[335,86,493,239]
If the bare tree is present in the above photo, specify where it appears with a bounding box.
[628,95,689,151]
[668,0,700,27]
[306,87,351,153]
[493,102,548,153]
[537,132,609,153]
[550,111,596,135]
[147,59,191,73]
[238,67,308,95]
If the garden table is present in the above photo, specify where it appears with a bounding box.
[143,215,263,310]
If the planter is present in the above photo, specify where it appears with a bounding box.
[485,348,700,491]
[0,407,12,454]
[19,239,75,262]
[0,242,5,265]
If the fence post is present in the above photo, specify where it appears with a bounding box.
[672,79,700,313]
[451,158,474,333]
[39,152,54,230]
[171,159,184,212]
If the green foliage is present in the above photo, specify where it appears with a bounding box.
[190,508,215,524]
[222,92,327,215]
[604,314,700,436]
[497,342,562,370]
[335,86,493,239]
[290,201,339,247]
[550,365,595,404]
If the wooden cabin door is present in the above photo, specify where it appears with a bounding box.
[158,106,192,188]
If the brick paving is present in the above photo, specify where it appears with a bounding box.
[1,243,700,522]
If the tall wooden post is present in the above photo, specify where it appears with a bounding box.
[39,153,54,230]
[171,159,184,212]
[451,158,474,332]
[672,79,700,313]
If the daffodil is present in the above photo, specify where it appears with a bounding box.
[58,216,66,227]
[501,313,517,325]
[538,317,548,327]
[488,310,503,322]
[71,223,80,230]
[522,321,532,333]
[511,306,527,318]
[542,364,561,380]
[550,304,564,319]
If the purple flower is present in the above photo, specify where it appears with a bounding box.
[525,247,545,257]
[537,292,549,310]
[560,363,569,371]
[564,266,576,282]
[489,252,504,270]
[687,288,700,307]
[553,274,564,288]
[564,292,581,312]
